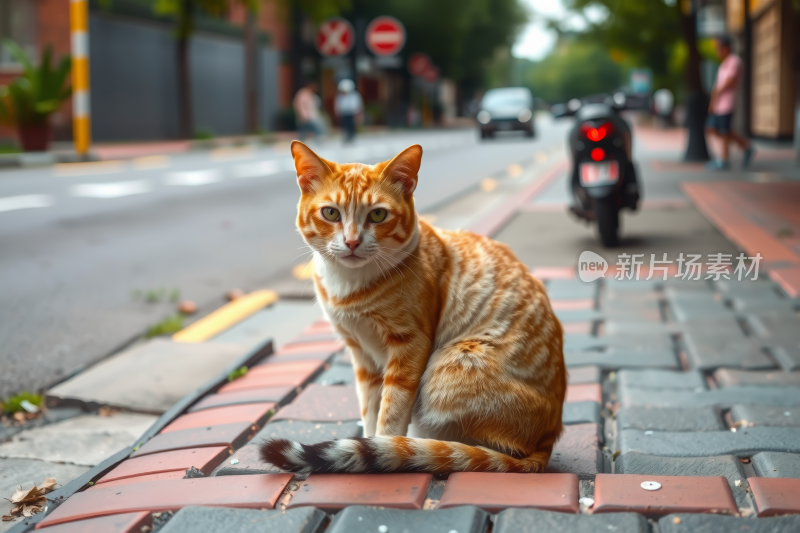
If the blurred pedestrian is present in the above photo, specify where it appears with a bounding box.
[294,80,323,142]
[334,79,363,143]
[705,35,754,170]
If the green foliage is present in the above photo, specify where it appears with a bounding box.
[276,0,352,23]
[523,41,623,103]
[0,40,72,128]
[0,142,21,154]
[146,313,185,338]
[193,127,216,140]
[563,0,683,95]
[227,366,249,382]
[1,391,43,415]
[154,0,230,38]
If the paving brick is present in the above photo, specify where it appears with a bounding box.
[545,423,602,480]
[272,340,344,356]
[265,350,336,363]
[287,331,340,343]
[564,333,672,352]
[287,473,431,511]
[131,422,257,458]
[618,369,707,391]
[551,299,594,311]
[562,401,601,425]
[34,512,152,533]
[314,364,355,385]
[562,322,593,335]
[606,278,664,293]
[494,508,648,533]
[271,384,360,422]
[437,472,579,513]
[161,404,275,434]
[545,279,596,300]
[614,453,749,507]
[683,332,774,370]
[189,387,294,412]
[553,309,602,323]
[618,386,800,408]
[213,420,363,476]
[618,427,800,457]
[210,301,324,349]
[730,405,800,428]
[658,512,800,532]
[616,407,724,432]
[37,474,293,528]
[714,369,800,388]
[219,360,324,393]
[87,470,187,489]
[566,365,600,384]
[565,348,679,370]
[593,473,738,516]
[749,477,800,517]
[46,340,249,413]
[565,383,601,404]
[327,505,489,533]
[97,447,230,485]
[751,452,800,479]
[771,346,800,372]
[158,506,326,533]
[670,299,733,322]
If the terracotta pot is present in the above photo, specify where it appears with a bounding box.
[17,123,51,152]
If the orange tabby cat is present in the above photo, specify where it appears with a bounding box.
[260,141,566,474]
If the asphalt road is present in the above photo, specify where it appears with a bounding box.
[0,119,573,398]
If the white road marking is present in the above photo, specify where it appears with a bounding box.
[233,159,291,178]
[70,180,152,198]
[164,169,222,186]
[0,194,54,213]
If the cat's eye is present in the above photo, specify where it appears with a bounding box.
[321,207,340,221]
[369,208,387,223]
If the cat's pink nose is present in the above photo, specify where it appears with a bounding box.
[345,239,361,251]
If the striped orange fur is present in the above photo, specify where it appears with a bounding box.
[260,141,566,474]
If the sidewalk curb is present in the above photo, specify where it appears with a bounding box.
[5,339,274,533]
[469,158,568,238]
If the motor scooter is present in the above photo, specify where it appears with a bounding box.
[555,95,642,247]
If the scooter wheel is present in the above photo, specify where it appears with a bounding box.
[596,198,620,247]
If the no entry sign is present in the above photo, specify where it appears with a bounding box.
[366,16,406,56]
[408,53,431,77]
[316,17,354,57]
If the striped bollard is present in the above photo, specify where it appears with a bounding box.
[70,0,91,157]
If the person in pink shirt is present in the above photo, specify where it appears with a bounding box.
[705,35,754,169]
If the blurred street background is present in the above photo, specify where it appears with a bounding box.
[1,0,800,501]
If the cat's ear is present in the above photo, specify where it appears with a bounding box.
[382,145,422,196]
[291,141,332,193]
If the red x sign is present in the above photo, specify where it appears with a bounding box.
[316,17,354,57]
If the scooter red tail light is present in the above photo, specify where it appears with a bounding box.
[590,148,605,161]
[581,121,614,142]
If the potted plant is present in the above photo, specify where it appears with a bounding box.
[0,40,71,152]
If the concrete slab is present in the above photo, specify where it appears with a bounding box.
[0,458,89,532]
[211,301,323,349]
[47,340,250,413]
[0,413,156,466]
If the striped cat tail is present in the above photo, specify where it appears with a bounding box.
[259,436,550,475]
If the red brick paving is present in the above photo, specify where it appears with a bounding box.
[36,475,293,528]
[565,384,602,404]
[271,384,360,422]
[437,472,579,513]
[87,471,187,490]
[130,422,255,458]
[749,477,800,517]
[161,403,274,433]
[287,473,432,511]
[592,474,738,516]
[769,267,800,299]
[189,387,292,412]
[271,340,345,356]
[219,360,322,393]
[35,511,152,532]
[550,299,594,311]
[97,447,230,485]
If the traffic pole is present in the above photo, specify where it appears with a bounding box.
[70,0,91,158]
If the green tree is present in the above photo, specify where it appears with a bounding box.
[154,0,228,138]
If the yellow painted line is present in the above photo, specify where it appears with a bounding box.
[133,155,170,170]
[292,260,314,280]
[172,289,278,343]
[54,159,123,176]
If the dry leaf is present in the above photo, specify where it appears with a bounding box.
[3,478,58,521]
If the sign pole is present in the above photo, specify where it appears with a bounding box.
[70,0,91,159]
